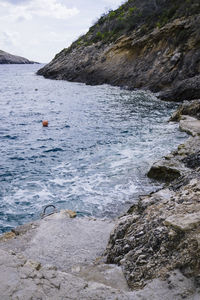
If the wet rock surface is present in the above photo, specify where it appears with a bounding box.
[148,103,200,182]
[1,101,200,298]
[170,100,200,121]
[105,101,200,297]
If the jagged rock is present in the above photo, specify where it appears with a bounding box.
[106,178,200,290]
[158,75,200,102]
[1,100,200,298]
[0,223,199,299]
[179,115,200,136]
[148,133,200,182]
[0,231,16,242]
[164,212,200,231]
[182,151,200,169]
[170,99,200,121]
[64,209,77,218]
[147,160,182,182]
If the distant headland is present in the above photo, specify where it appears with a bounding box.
[0,50,37,64]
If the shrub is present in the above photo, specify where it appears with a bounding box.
[109,11,117,19]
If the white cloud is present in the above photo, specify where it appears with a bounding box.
[0,0,124,62]
[103,0,123,7]
[0,0,79,21]
[0,31,20,48]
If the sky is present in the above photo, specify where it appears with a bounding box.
[0,0,124,62]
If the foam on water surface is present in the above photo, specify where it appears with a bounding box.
[0,64,187,232]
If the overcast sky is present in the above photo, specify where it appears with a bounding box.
[0,0,123,62]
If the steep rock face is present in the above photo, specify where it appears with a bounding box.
[38,0,200,101]
[0,50,35,64]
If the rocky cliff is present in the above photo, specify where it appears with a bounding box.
[38,0,200,101]
[0,50,35,64]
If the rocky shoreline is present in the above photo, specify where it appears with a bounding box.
[37,13,200,102]
[0,100,200,299]
[106,99,200,296]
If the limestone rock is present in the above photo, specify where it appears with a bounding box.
[164,212,200,231]
[179,115,200,136]
[170,99,200,121]
[106,177,200,289]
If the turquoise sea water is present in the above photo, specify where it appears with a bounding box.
[0,64,187,233]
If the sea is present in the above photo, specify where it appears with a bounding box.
[0,64,187,233]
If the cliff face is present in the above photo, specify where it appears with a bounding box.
[38,0,200,101]
[0,50,35,64]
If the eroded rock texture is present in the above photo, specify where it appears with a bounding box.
[38,5,200,102]
[106,179,200,289]
[106,101,200,294]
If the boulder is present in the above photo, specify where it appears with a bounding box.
[147,160,182,182]
[164,212,200,231]
[170,99,200,121]
[179,115,200,136]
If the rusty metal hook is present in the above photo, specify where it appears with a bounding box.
[41,204,57,219]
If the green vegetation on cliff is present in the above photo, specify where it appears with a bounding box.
[63,0,200,55]
[39,0,200,101]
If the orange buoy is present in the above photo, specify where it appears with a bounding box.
[42,120,48,127]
